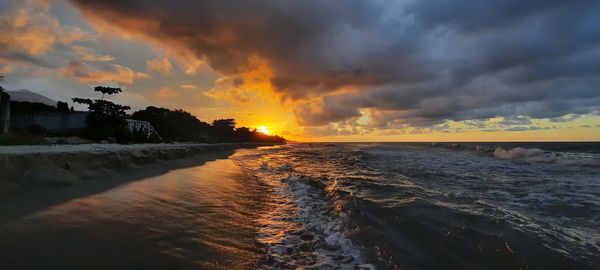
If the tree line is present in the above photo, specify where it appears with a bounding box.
[73,86,285,144]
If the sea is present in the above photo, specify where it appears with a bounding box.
[1,142,599,269]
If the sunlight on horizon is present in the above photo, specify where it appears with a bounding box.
[256,126,271,135]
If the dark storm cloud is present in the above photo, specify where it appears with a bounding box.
[68,0,600,127]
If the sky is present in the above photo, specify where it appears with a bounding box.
[1,0,599,141]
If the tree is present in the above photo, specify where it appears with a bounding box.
[56,101,70,113]
[211,119,236,140]
[131,106,211,142]
[94,86,122,100]
[132,107,286,143]
[72,86,131,142]
[235,127,252,142]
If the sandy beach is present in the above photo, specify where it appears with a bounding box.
[0,143,273,196]
[0,148,269,269]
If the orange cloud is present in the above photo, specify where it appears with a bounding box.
[168,49,206,75]
[146,57,172,74]
[180,84,198,89]
[153,87,180,99]
[0,1,88,56]
[0,64,14,74]
[204,55,278,104]
[71,45,114,62]
[59,60,147,85]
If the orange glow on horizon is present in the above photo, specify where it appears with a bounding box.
[256,126,271,135]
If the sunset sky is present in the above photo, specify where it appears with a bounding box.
[1,0,600,141]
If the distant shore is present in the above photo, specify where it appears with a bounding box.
[0,142,279,197]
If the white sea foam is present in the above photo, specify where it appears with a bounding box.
[493,147,558,163]
[235,153,371,269]
[492,147,600,166]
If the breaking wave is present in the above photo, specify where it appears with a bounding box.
[493,147,558,163]
[430,142,600,166]
[233,147,374,270]
[232,143,600,269]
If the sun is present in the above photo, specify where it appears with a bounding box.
[256,126,271,135]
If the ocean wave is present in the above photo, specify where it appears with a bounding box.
[234,151,373,269]
[493,147,559,163]
[259,173,372,269]
[236,143,600,269]
[429,143,600,166]
[492,147,600,166]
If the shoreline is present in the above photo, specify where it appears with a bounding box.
[0,142,279,197]
[0,151,270,269]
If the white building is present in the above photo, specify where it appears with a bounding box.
[127,119,160,139]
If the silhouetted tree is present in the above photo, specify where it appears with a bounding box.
[56,101,70,113]
[132,106,211,142]
[235,127,253,142]
[250,129,286,143]
[211,119,236,141]
[94,86,122,100]
[132,107,286,143]
[73,86,130,142]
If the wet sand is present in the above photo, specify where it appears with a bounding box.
[0,143,268,196]
[0,149,270,270]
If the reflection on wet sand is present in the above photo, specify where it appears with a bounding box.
[0,152,269,270]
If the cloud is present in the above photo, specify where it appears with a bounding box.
[146,57,172,74]
[294,96,361,126]
[153,87,180,99]
[549,114,581,123]
[505,126,548,132]
[498,115,532,126]
[203,57,277,104]
[71,45,114,62]
[0,64,14,74]
[180,84,198,90]
[0,51,56,68]
[68,0,600,129]
[0,0,89,68]
[59,60,147,85]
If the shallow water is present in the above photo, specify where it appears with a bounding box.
[0,158,268,269]
[1,143,599,269]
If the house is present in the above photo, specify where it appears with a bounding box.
[1,89,161,139]
[126,119,161,139]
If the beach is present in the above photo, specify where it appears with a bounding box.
[0,143,271,196]
[0,143,599,269]
[0,148,268,269]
